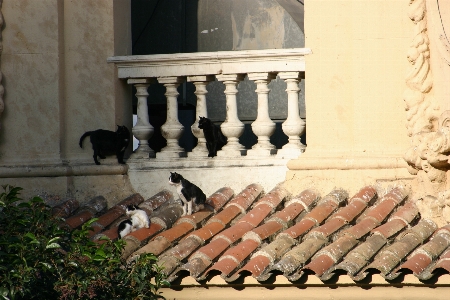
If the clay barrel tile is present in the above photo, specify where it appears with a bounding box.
[52,198,79,218]
[126,206,218,257]
[150,203,183,229]
[234,190,344,281]
[238,204,275,227]
[319,205,417,280]
[206,187,235,211]
[188,221,225,241]
[65,196,107,229]
[251,221,283,240]
[134,236,171,258]
[93,227,119,242]
[336,234,388,279]
[429,248,450,275]
[329,186,377,222]
[195,238,231,261]
[139,190,173,213]
[282,189,348,238]
[275,237,327,279]
[303,254,336,276]
[399,224,450,276]
[158,236,205,277]
[223,239,260,263]
[223,183,263,212]
[365,219,437,277]
[237,255,272,279]
[204,205,242,227]
[271,203,307,223]
[236,234,297,279]
[157,222,195,242]
[115,193,145,211]
[120,223,164,260]
[183,186,288,278]
[89,207,124,237]
[215,222,255,243]
[65,210,95,229]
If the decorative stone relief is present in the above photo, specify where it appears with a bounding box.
[405,0,450,223]
[0,0,4,129]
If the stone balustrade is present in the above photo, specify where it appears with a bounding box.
[108,48,311,161]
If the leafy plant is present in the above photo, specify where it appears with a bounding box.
[0,185,168,300]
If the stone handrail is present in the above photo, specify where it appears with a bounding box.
[107,48,311,160]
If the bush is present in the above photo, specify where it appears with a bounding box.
[0,185,168,300]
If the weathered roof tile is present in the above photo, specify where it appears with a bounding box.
[55,180,450,285]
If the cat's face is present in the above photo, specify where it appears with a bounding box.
[125,204,139,212]
[169,172,182,185]
[116,125,130,135]
[198,117,208,129]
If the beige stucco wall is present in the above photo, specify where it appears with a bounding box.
[285,0,416,196]
[0,0,134,202]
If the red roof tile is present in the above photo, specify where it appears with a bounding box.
[54,181,450,285]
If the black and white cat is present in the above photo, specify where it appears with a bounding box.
[79,125,130,165]
[198,116,226,157]
[168,172,206,216]
[125,204,150,231]
[117,219,133,239]
[117,204,150,238]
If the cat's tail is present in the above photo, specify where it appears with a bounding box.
[79,131,92,148]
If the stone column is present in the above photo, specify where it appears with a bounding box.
[215,74,246,157]
[158,76,186,158]
[128,79,155,159]
[277,72,306,158]
[188,75,214,157]
[247,72,277,157]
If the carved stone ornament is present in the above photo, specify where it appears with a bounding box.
[405,0,450,223]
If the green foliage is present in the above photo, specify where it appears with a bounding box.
[0,185,169,300]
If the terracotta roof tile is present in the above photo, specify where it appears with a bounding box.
[205,189,319,280]
[235,189,346,280]
[183,186,288,279]
[398,224,450,279]
[88,193,145,237]
[330,201,419,280]
[54,181,450,285]
[273,186,376,281]
[363,219,437,279]
[157,184,263,279]
[64,196,107,229]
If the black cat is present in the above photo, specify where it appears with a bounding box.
[168,172,207,216]
[198,116,226,157]
[79,125,130,165]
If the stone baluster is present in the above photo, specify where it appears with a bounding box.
[277,72,306,158]
[247,72,277,157]
[188,75,214,157]
[128,79,155,159]
[215,74,246,157]
[158,76,187,158]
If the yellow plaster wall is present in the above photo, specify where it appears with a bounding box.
[285,0,416,195]
[303,0,412,157]
[0,0,134,202]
